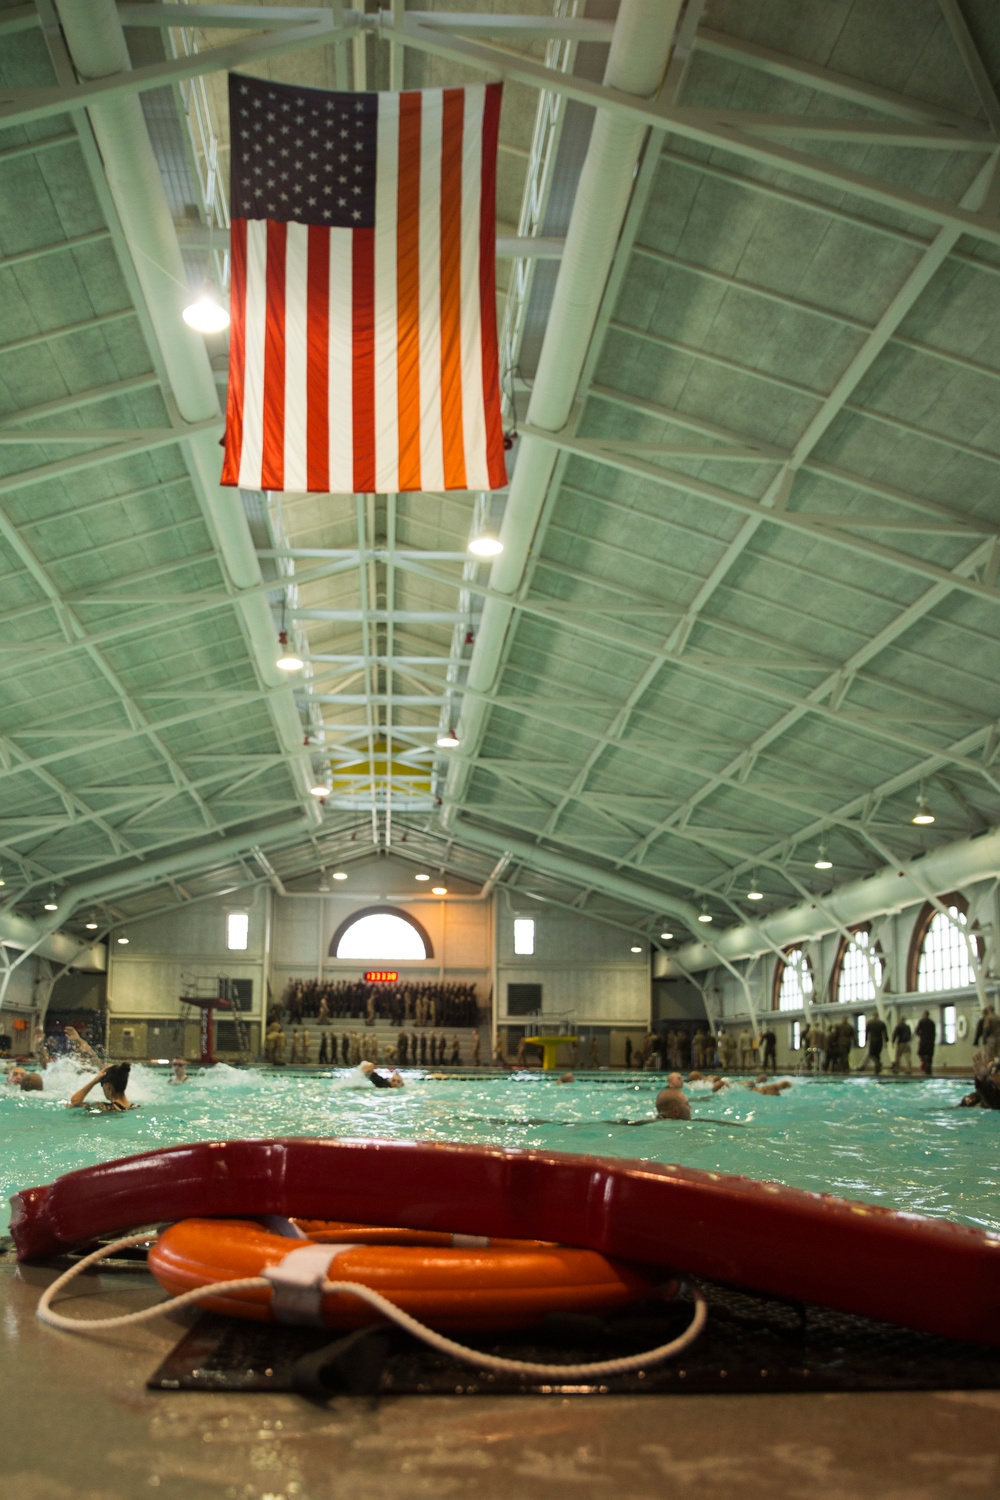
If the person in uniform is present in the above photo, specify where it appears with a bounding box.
[891,1016,912,1073]
[862,1013,889,1074]
[916,1009,936,1075]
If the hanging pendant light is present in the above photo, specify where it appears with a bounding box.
[276,630,304,672]
[436,727,460,748]
[468,528,503,558]
[814,845,832,870]
[912,793,935,826]
[43,888,58,911]
[182,280,230,333]
[697,901,713,923]
[746,873,763,900]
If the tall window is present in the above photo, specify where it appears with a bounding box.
[513,918,535,955]
[773,948,813,1011]
[941,1004,957,1044]
[834,927,883,1005]
[907,894,978,993]
[226,912,249,951]
[330,907,432,961]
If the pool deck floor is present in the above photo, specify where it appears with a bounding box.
[4,1254,998,1500]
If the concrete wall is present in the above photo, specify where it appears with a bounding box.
[703,876,999,1072]
[106,886,269,1058]
[270,855,492,1006]
[495,895,650,1028]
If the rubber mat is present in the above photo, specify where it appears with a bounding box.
[147,1281,1000,1397]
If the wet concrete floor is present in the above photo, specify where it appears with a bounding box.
[3,1256,998,1500]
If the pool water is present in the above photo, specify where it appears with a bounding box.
[3,1060,998,1237]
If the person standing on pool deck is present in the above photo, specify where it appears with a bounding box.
[758,1025,776,1071]
[891,1016,913,1073]
[862,1013,889,1074]
[916,1010,936,1075]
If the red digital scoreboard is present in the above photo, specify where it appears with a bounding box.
[364,970,398,983]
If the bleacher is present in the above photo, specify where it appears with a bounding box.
[267,1021,488,1068]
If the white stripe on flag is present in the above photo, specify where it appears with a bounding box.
[328,228,354,495]
[418,89,445,493]
[283,222,309,494]
[239,218,268,490]
[373,92,400,493]
[459,85,488,491]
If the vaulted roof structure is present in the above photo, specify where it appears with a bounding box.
[2,0,1000,963]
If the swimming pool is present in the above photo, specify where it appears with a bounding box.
[3,1060,997,1238]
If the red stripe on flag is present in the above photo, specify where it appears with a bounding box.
[260,219,287,491]
[306,225,330,492]
[440,88,466,491]
[396,91,422,493]
[479,82,507,489]
[221,217,248,487]
[352,228,376,493]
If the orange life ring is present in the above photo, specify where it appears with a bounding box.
[148,1218,663,1332]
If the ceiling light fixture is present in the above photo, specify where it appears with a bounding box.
[432,885,448,896]
[415,873,430,881]
[436,728,460,748]
[182,281,230,333]
[468,529,503,558]
[814,846,833,870]
[318,871,332,893]
[84,914,99,931]
[117,934,130,945]
[0,866,5,887]
[332,871,348,881]
[309,771,331,799]
[746,873,763,900]
[912,793,935,826]
[276,630,304,672]
[660,931,674,941]
[697,901,713,924]
[630,944,642,953]
[43,889,58,912]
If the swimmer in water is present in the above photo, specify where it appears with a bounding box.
[958,1051,1000,1109]
[558,1072,575,1084]
[747,1073,792,1097]
[359,1060,404,1089]
[169,1057,188,1084]
[655,1073,691,1120]
[67,1062,134,1112]
[62,1025,101,1067]
[5,1067,43,1092]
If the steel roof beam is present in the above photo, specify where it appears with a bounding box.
[0,13,345,128]
[693,28,987,130]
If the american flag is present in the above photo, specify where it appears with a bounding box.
[221,72,507,495]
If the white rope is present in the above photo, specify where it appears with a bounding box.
[37,1234,707,1379]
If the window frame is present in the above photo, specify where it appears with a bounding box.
[771,945,815,1012]
[513,917,535,955]
[829,924,885,1005]
[328,905,434,961]
[226,910,249,951]
[905,892,980,994]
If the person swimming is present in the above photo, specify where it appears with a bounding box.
[169,1057,189,1084]
[359,1060,404,1089]
[958,1051,1000,1109]
[67,1063,135,1112]
[5,1066,43,1092]
[747,1073,792,1097]
[655,1073,691,1120]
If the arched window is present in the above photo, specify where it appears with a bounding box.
[772,947,814,1011]
[830,926,883,1005]
[329,906,433,961]
[906,893,978,994]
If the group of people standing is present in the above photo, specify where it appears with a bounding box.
[278,978,479,1030]
[264,1020,479,1068]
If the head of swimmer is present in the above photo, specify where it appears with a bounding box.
[6,1066,42,1091]
[171,1057,188,1082]
[99,1062,130,1104]
[655,1083,691,1120]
